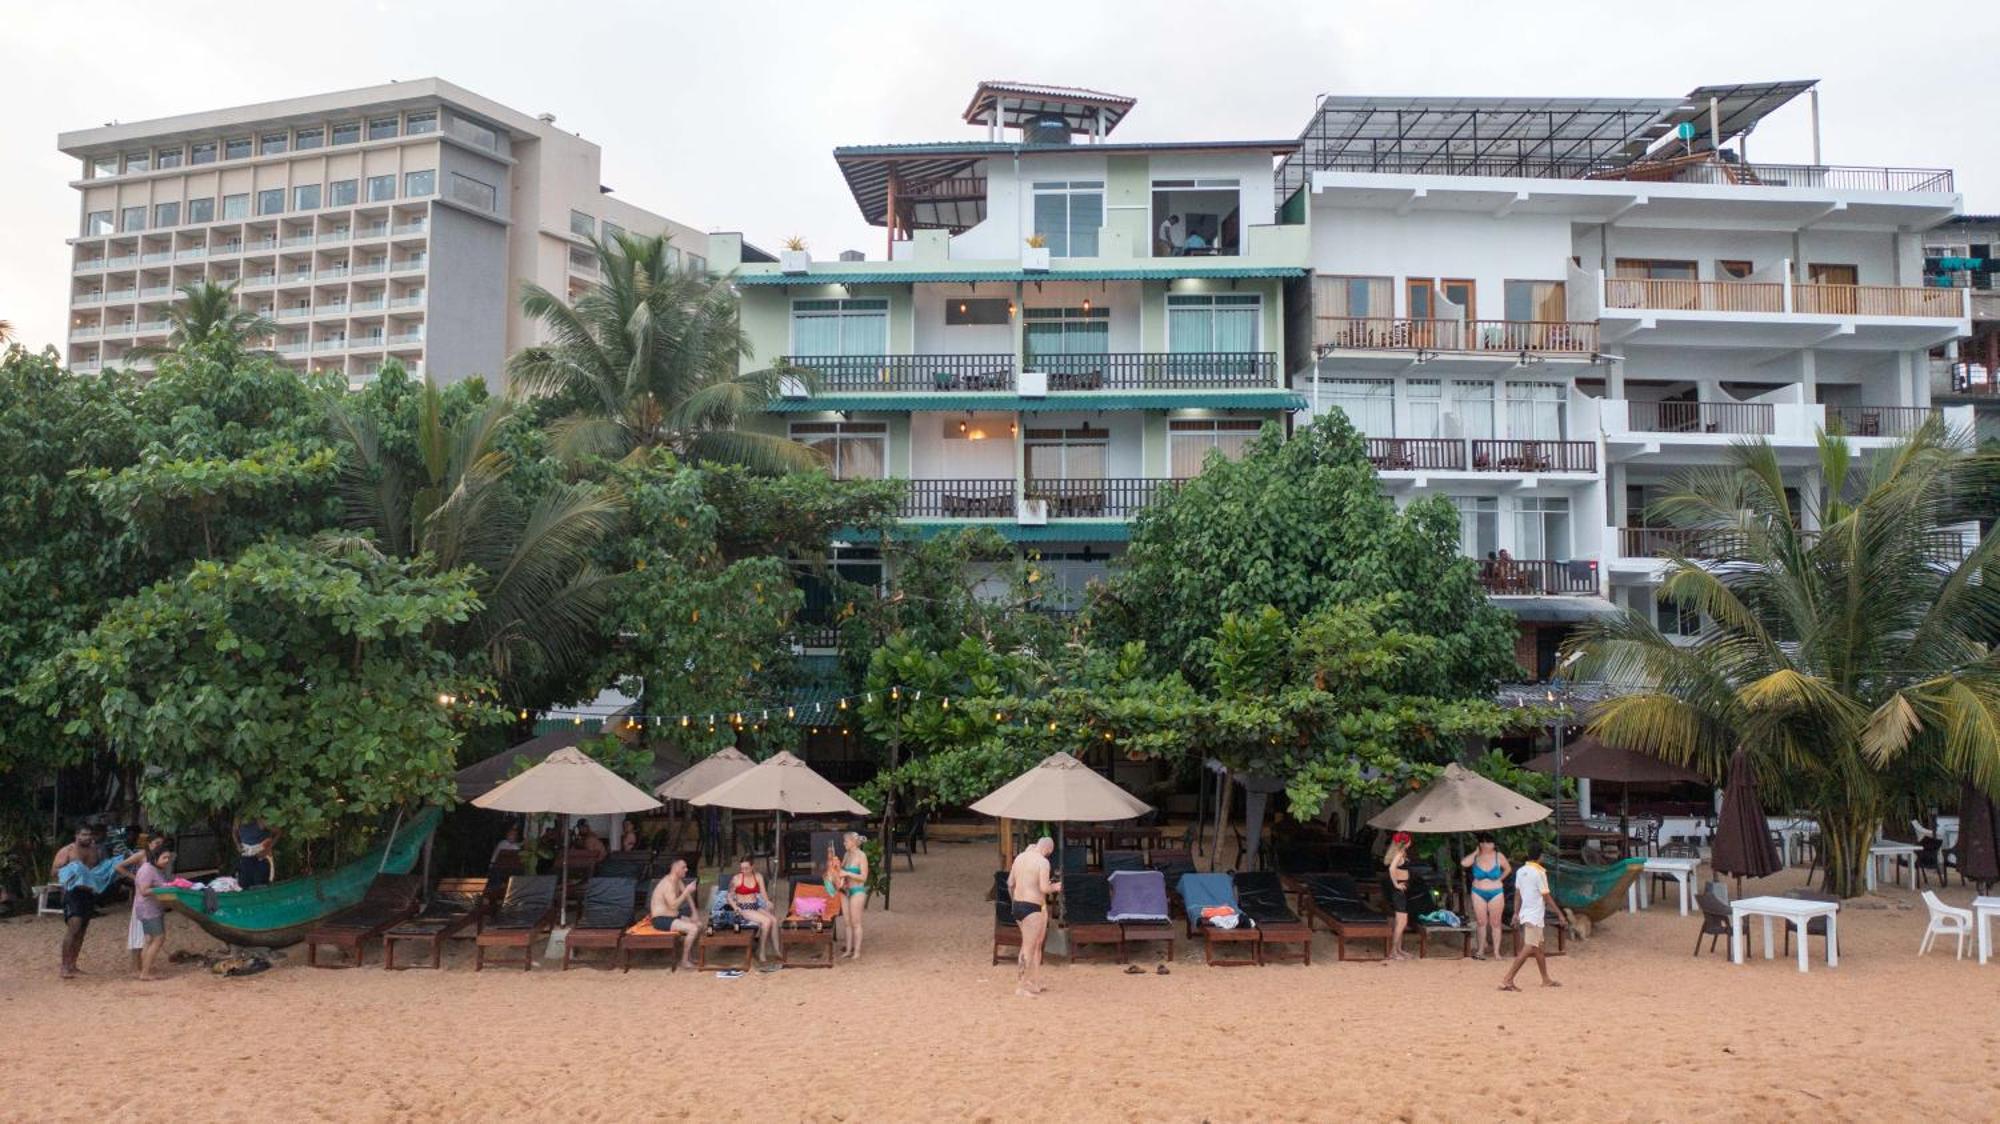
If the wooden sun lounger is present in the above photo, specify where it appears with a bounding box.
[382,878,491,970]
[1301,873,1397,961]
[992,871,1023,965]
[1064,874,1126,964]
[1235,872,1311,965]
[781,879,842,969]
[620,878,696,972]
[562,877,639,970]
[474,875,559,971]
[303,875,421,968]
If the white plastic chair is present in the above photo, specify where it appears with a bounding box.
[1918,890,1972,959]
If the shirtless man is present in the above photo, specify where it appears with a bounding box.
[647,859,702,970]
[52,826,126,979]
[1006,837,1062,998]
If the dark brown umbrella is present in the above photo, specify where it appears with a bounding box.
[1525,736,1708,841]
[1957,779,2000,890]
[1710,748,1781,892]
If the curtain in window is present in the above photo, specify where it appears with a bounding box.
[1512,499,1570,559]
[1407,381,1442,438]
[1167,306,1211,352]
[1313,276,1391,318]
[1448,382,1495,439]
[1323,379,1393,436]
[793,314,842,355]
[1505,382,1565,440]
[1451,496,1498,558]
[839,435,885,480]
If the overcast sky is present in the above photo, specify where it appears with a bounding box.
[2,0,1995,352]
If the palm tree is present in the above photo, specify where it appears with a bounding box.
[507,233,819,471]
[0,320,13,344]
[327,372,624,695]
[1571,421,2000,897]
[128,281,276,360]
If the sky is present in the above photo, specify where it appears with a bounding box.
[2,0,1995,353]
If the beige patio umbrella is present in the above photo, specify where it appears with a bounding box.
[971,751,1153,881]
[473,746,661,926]
[689,751,870,879]
[1368,763,1551,834]
[654,746,758,865]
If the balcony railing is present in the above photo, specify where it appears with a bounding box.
[1030,351,1276,390]
[1619,528,1725,558]
[1477,558,1598,596]
[1626,400,1775,435]
[1605,278,1784,313]
[1794,284,1963,318]
[901,479,1015,519]
[1826,405,1939,438]
[1023,477,1175,518]
[1470,439,1596,473]
[1365,437,1467,471]
[1305,154,1953,193]
[781,354,1014,393]
[1316,318,1597,355]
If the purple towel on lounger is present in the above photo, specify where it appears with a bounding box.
[1106,869,1169,923]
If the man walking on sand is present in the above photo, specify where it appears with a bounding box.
[1007,837,1061,998]
[1499,842,1567,992]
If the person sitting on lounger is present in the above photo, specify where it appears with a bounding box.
[728,859,782,962]
[839,832,871,961]
[1007,836,1062,997]
[573,820,608,863]
[648,859,702,970]
[1382,831,1414,963]
[1460,833,1512,960]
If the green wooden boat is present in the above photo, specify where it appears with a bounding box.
[152,807,441,947]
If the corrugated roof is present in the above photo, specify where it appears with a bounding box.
[963,81,1138,134]
[738,266,1307,286]
[768,390,1306,413]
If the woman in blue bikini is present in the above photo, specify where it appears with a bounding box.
[839,832,870,960]
[1460,833,1512,960]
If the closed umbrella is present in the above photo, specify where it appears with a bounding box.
[1369,763,1551,834]
[1709,748,1781,894]
[689,751,870,880]
[1957,779,2000,892]
[472,746,661,926]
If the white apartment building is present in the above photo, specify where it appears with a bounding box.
[1281,82,1973,676]
[58,78,707,387]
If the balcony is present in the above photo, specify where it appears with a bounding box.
[1627,400,1774,436]
[351,299,387,312]
[318,231,350,244]
[71,325,101,338]
[1471,439,1595,473]
[388,295,425,309]
[1023,477,1176,518]
[1308,153,1953,193]
[314,339,348,352]
[901,479,1015,519]
[280,235,315,249]
[140,251,174,265]
[103,255,137,269]
[1617,525,1971,564]
[1031,352,1277,391]
[244,238,278,252]
[782,354,1014,393]
[276,307,311,321]
[276,342,309,356]
[388,331,424,346]
[1365,437,1468,471]
[1477,557,1599,596]
[1316,318,1598,357]
[392,222,427,236]
[1825,405,1938,439]
[175,248,205,261]
[1605,278,1783,314]
[74,293,105,305]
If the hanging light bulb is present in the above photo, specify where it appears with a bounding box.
[518,709,530,721]
[1082,298,1092,313]
[786,706,795,719]
[838,698,848,711]
[958,301,968,314]
[941,697,950,709]
[680,715,691,728]
[958,419,968,434]
[890,686,900,701]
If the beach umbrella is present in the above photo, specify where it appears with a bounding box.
[1709,748,1781,894]
[1524,735,1705,838]
[971,751,1152,882]
[655,747,758,861]
[473,746,661,925]
[1957,779,2000,892]
[457,729,688,801]
[1369,763,1551,834]
[689,751,870,880]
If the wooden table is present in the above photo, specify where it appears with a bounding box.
[1730,895,1840,972]
[1975,896,2000,965]
[1865,842,1921,892]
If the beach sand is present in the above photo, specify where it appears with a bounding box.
[3,841,1996,1123]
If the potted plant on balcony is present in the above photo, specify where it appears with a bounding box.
[779,235,810,274]
[1022,233,1051,273]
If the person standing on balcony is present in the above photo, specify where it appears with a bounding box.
[1157,213,1184,256]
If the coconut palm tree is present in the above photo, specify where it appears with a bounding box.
[327,370,624,696]
[127,281,277,360]
[0,320,13,344]
[1570,421,2000,897]
[506,233,819,471]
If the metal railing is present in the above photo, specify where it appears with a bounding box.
[1303,154,1954,193]
[1023,477,1174,518]
[1826,405,1939,438]
[780,354,1015,393]
[1794,284,1964,318]
[901,479,1015,519]
[1477,558,1598,596]
[1619,528,1725,558]
[1470,439,1596,473]
[1316,317,1597,355]
[1030,351,1276,390]
[1626,400,1775,435]
[1605,278,1784,313]
[1365,437,1468,470]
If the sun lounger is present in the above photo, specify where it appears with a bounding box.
[698,886,757,970]
[620,877,696,972]
[1103,849,1147,874]
[781,879,842,968]
[302,874,421,968]
[1407,872,1475,958]
[1178,872,1259,967]
[561,877,639,970]
[1063,874,1126,963]
[473,875,559,971]
[382,878,491,970]
[1301,872,1396,961]
[992,871,1023,965]
[1109,869,1176,961]
[1235,871,1312,965]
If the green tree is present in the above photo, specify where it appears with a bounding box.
[127,281,277,360]
[507,233,816,471]
[1572,424,2000,897]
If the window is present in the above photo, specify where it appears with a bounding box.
[1406,380,1443,437]
[188,197,215,223]
[225,136,252,160]
[790,298,888,355]
[1513,497,1571,560]
[405,110,437,135]
[403,169,435,197]
[259,133,288,156]
[293,183,321,211]
[1716,259,1754,280]
[1031,180,1104,257]
[155,146,183,169]
[86,211,114,236]
[1318,378,1394,436]
[569,210,595,237]
[119,206,145,232]
[1312,274,1393,326]
[91,154,119,178]
[1169,419,1262,477]
[1450,496,1500,559]
[329,179,357,207]
[1613,258,1697,280]
[1407,278,1437,320]
[124,151,150,173]
[1504,381,1565,439]
[602,221,626,245]
[1450,381,1495,439]
[222,193,249,220]
[1441,278,1476,319]
[190,141,216,165]
[365,174,396,202]
[256,189,284,216]
[331,121,361,146]
[153,201,180,228]
[946,298,1011,326]
[666,246,683,270]
[1025,425,1108,481]
[790,421,887,480]
[449,114,499,151]
[1151,178,1242,256]
[295,126,324,150]
[448,172,495,211]
[1166,293,1260,352]
[1503,280,1566,323]
[1656,593,1700,638]
[688,254,707,273]
[1022,306,1108,366]
[368,116,399,141]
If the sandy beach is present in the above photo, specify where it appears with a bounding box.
[4,840,1996,1123]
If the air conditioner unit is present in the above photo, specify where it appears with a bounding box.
[1018,369,1048,397]
[1017,497,1049,525]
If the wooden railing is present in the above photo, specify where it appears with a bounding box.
[1365,437,1467,471]
[1023,477,1174,518]
[900,479,1015,519]
[1477,558,1599,596]
[1826,405,1939,438]
[781,353,1015,393]
[1315,317,1597,355]
[1794,284,1964,318]
[1470,439,1596,473]
[898,176,987,201]
[1030,351,1275,391]
[1604,278,1784,313]
[1626,400,1775,435]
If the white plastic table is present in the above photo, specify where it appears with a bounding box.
[1975,897,2000,965]
[1730,895,1840,972]
[1865,842,1921,891]
[1627,855,1702,915]
[1771,818,1819,866]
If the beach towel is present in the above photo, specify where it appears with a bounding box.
[1177,872,1238,928]
[1106,869,1169,923]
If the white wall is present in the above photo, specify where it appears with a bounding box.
[908,414,1017,478]
[911,283,1015,354]
[1023,411,1145,476]
[1309,206,1574,317]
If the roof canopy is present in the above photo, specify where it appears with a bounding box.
[1649,81,1816,159]
[962,81,1136,135]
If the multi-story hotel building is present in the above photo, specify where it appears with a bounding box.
[1926,213,2000,438]
[58,78,706,387]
